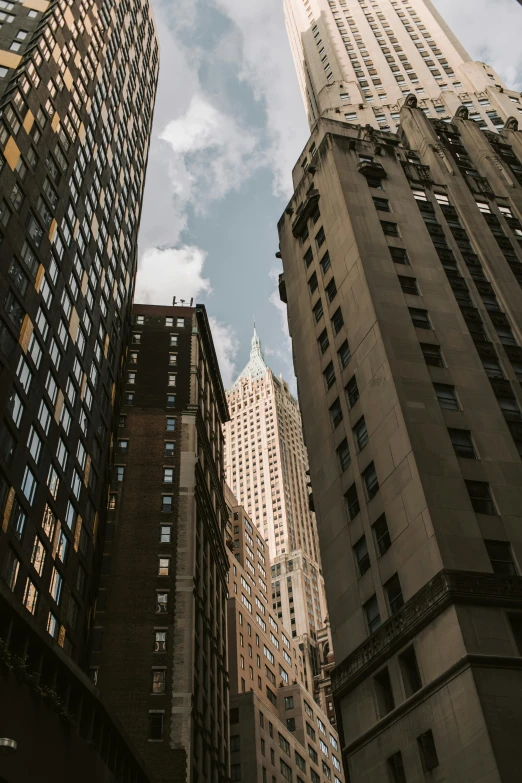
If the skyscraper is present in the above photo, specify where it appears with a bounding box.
[284,0,519,134]
[279,2,522,782]
[92,304,231,783]
[223,331,329,682]
[225,485,345,783]
[0,0,158,777]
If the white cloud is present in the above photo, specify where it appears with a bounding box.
[209,0,309,195]
[159,92,263,208]
[208,317,240,389]
[134,245,212,305]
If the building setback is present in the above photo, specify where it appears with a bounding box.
[277,106,522,782]
[225,485,345,783]
[92,304,231,783]
[0,0,158,779]
[284,0,520,135]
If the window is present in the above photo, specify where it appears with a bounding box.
[285,696,294,710]
[306,722,316,741]
[346,375,359,407]
[324,362,335,389]
[373,197,390,212]
[399,646,422,696]
[160,526,172,543]
[21,466,37,505]
[309,271,318,295]
[353,417,368,451]
[166,394,176,408]
[329,398,343,429]
[325,278,337,302]
[158,557,170,576]
[318,329,329,354]
[155,631,167,652]
[166,417,176,432]
[295,750,306,771]
[389,246,409,265]
[156,592,168,613]
[118,439,129,453]
[354,536,370,575]
[152,669,166,694]
[2,549,20,591]
[316,227,326,249]
[338,340,351,368]
[313,299,324,322]
[230,735,240,752]
[231,764,241,781]
[337,438,351,472]
[162,496,173,512]
[331,308,344,335]
[364,594,381,634]
[374,667,395,717]
[381,221,399,236]
[279,733,291,756]
[420,343,444,368]
[398,275,419,296]
[465,480,496,515]
[449,428,476,459]
[149,712,164,740]
[304,247,313,267]
[385,573,404,614]
[485,540,517,575]
[434,383,459,410]
[370,514,391,558]
[163,468,174,484]
[417,730,439,772]
[165,441,175,457]
[320,251,331,275]
[388,751,407,783]
[345,483,360,520]
[308,745,318,763]
[23,578,38,614]
[409,308,430,329]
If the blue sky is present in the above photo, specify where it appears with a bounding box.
[135,0,522,389]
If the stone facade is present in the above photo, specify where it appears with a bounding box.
[277,107,522,782]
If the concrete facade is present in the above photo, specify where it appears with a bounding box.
[284,0,521,135]
[277,108,522,781]
[91,304,230,783]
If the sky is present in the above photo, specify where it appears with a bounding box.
[135,0,522,390]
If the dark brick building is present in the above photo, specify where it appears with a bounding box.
[91,304,231,783]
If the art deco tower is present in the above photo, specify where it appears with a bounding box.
[223,331,330,688]
[279,1,522,782]
[0,2,158,777]
[285,0,519,134]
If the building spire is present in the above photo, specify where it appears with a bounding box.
[230,325,268,388]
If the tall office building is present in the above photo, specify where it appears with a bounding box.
[279,2,522,782]
[0,0,158,778]
[225,485,345,783]
[223,330,330,699]
[92,304,231,783]
[284,0,520,135]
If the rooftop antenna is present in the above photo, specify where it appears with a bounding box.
[190,297,193,307]
[172,296,177,305]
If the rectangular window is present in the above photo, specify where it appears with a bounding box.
[155,631,167,652]
[364,594,381,634]
[338,340,351,368]
[409,307,430,329]
[324,361,335,389]
[325,278,337,302]
[398,275,419,296]
[166,417,176,432]
[449,428,476,459]
[337,438,351,472]
[313,299,324,323]
[318,328,329,354]
[162,496,173,513]
[160,526,172,543]
[166,394,176,408]
[385,573,404,614]
[373,513,391,555]
[163,468,174,484]
[354,536,370,575]
[156,592,168,613]
[21,466,37,505]
[381,220,399,236]
[420,342,444,368]
[329,398,343,429]
[363,462,379,500]
[2,549,20,591]
[320,251,331,275]
[399,646,422,696]
[308,271,318,295]
[315,227,326,249]
[353,417,368,450]
[346,375,359,407]
[434,383,459,410]
[389,246,409,264]
[149,712,164,740]
[23,578,38,614]
[373,196,390,212]
[158,557,170,576]
[465,480,496,515]
[388,751,407,783]
[417,730,439,772]
[374,667,395,717]
[484,540,517,575]
[331,307,344,335]
[345,483,360,520]
[152,669,166,694]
